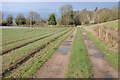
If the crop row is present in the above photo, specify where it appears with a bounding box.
[2,28,66,45]
[2,28,71,75]
[2,28,66,55]
[6,27,73,78]
[2,28,41,43]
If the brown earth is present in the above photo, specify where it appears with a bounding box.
[34,29,76,78]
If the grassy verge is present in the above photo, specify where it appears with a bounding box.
[86,30,118,69]
[67,28,93,78]
[84,20,118,29]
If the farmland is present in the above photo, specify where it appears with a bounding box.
[1,1,119,79]
[1,20,118,78]
[1,27,73,77]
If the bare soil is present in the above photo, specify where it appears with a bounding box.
[81,31,118,78]
[34,29,76,78]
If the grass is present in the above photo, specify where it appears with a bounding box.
[85,20,118,30]
[86,30,118,69]
[2,28,71,70]
[7,27,73,78]
[2,28,66,53]
[67,28,93,78]
[2,27,67,45]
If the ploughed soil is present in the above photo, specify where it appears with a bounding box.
[34,29,76,78]
[81,30,118,78]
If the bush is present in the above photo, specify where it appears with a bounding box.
[2,20,7,26]
[15,14,26,25]
[6,15,13,26]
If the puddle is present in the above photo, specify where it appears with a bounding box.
[92,52,105,59]
[104,73,113,78]
[89,45,96,49]
[57,47,69,55]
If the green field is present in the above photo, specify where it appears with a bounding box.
[1,24,118,78]
[1,2,119,78]
[1,27,94,78]
[2,28,67,54]
[1,27,73,77]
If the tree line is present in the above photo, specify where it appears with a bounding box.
[1,11,41,26]
[58,4,118,26]
[0,4,119,26]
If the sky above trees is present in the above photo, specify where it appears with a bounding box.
[2,2,118,19]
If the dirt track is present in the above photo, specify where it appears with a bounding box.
[34,29,76,78]
[81,30,118,78]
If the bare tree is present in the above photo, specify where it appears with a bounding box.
[79,8,92,25]
[28,11,41,26]
[111,6,118,20]
[59,4,73,25]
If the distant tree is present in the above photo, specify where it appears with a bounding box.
[59,4,74,25]
[41,19,47,24]
[6,15,13,26]
[94,7,98,11]
[58,5,119,26]
[60,4,73,13]
[1,12,7,26]
[48,13,57,25]
[79,8,91,25]
[15,13,26,25]
[74,11,81,26]
[97,8,112,23]
[57,19,62,25]
[0,12,2,25]
[111,6,118,20]
[28,11,41,26]
[26,18,30,25]
[2,20,7,26]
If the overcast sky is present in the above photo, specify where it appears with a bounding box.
[2,2,118,19]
